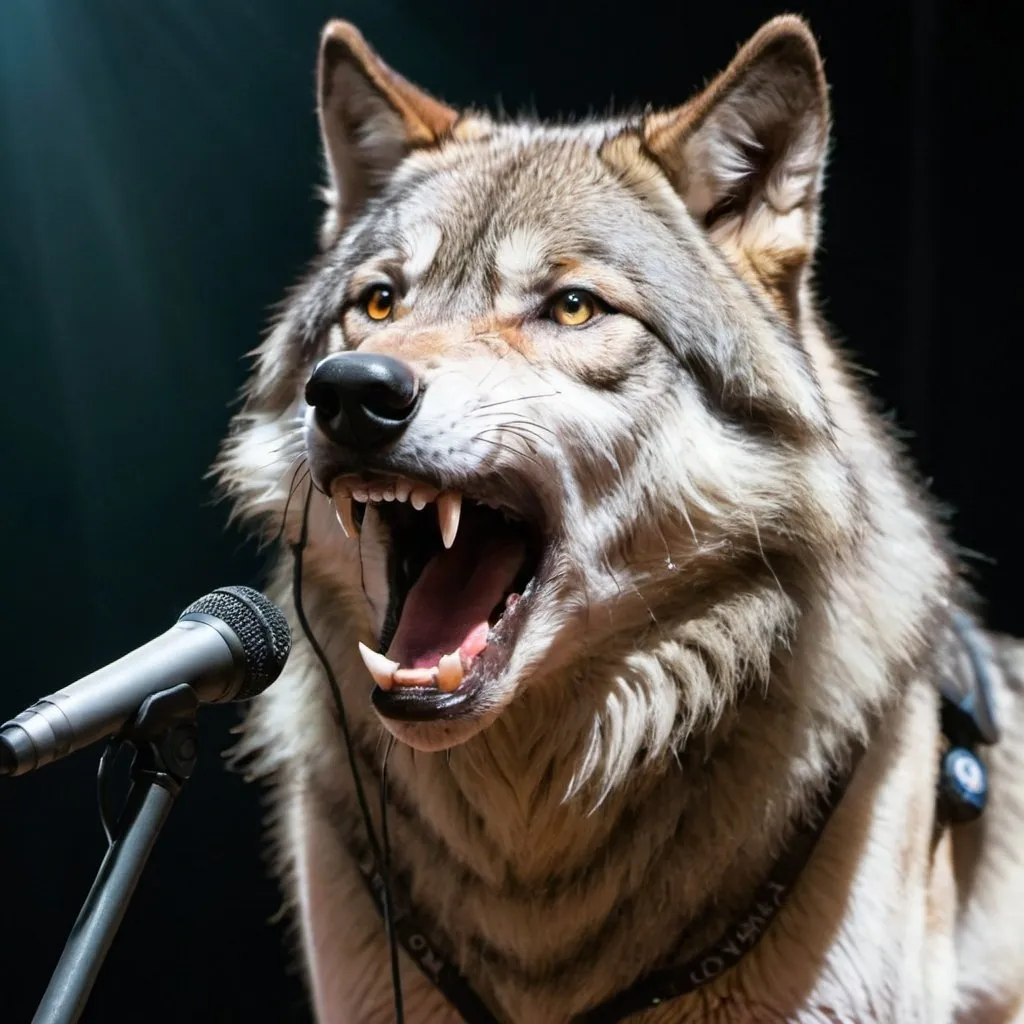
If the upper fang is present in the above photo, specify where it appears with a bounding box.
[330,486,359,538]
[437,492,462,549]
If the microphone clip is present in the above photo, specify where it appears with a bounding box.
[123,683,201,792]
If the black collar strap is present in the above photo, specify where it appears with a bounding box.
[352,843,500,1024]
[571,764,856,1023]
[349,758,858,1024]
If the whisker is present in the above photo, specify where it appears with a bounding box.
[501,417,557,436]
[475,348,512,389]
[475,426,540,456]
[420,366,476,390]
[472,419,554,447]
[475,391,561,411]
[500,426,550,448]
[472,411,558,435]
[503,429,543,451]
[470,435,545,468]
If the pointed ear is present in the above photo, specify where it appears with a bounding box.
[644,16,829,315]
[316,21,459,246]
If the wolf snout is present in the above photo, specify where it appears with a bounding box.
[305,353,421,451]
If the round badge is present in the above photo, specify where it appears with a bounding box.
[940,746,988,824]
[951,749,984,794]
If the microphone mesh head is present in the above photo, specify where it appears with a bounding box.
[179,586,292,699]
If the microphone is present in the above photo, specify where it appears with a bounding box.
[0,586,291,777]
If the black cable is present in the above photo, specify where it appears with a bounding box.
[381,738,405,1022]
[290,483,404,1022]
[96,740,123,846]
[291,483,384,865]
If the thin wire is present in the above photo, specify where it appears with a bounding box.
[96,739,123,846]
[271,459,312,548]
[290,482,404,1022]
[291,482,384,865]
[381,738,405,1021]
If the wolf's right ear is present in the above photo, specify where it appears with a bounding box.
[316,21,458,248]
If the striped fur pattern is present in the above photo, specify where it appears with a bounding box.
[217,16,1024,1023]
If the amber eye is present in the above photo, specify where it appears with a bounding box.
[550,290,596,327]
[362,285,394,321]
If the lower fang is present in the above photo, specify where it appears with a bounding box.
[358,642,398,690]
[436,651,464,692]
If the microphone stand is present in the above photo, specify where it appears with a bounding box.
[33,684,200,1024]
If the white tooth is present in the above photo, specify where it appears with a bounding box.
[395,479,412,503]
[334,496,359,538]
[437,492,462,549]
[383,484,396,501]
[436,651,464,692]
[368,487,383,503]
[394,667,436,687]
[352,487,369,503]
[357,642,398,690]
[411,486,436,511]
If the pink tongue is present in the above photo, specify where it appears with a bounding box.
[386,536,525,670]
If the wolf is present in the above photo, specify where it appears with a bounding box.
[217,14,1024,1023]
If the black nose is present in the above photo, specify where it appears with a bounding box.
[305,353,420,451]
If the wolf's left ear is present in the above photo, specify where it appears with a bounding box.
[644,16,828,309]
[317,21,459,246]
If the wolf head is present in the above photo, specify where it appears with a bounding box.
[219,17,943,765]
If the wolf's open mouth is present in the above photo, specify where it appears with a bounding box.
[330,475,544,721]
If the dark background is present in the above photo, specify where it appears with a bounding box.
[0,1,1019,1020]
